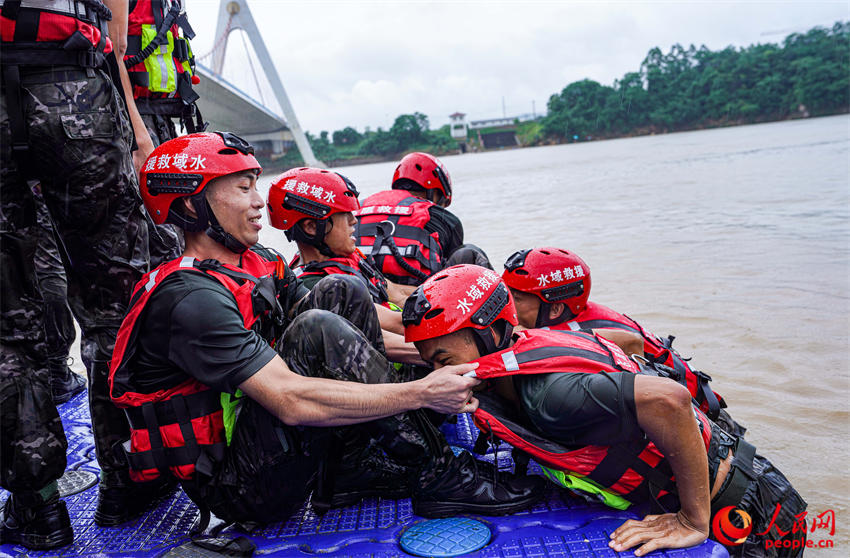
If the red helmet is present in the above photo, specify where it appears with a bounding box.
[502,247,591,324]
[266,167,360,255]
[392,152,452,206]
[140,131,261,227]
[403,264,517,355]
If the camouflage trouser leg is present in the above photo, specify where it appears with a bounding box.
[33,194,75,364]
[0,226,67,494]
[278,311,452,484]
[139,112,183,267]
[193,309,441,523]
[1,66,150,484]
[297,274,386,354]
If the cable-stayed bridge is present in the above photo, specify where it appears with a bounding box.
[191,0,319,166]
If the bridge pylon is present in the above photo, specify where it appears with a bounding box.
[210,0,322,167]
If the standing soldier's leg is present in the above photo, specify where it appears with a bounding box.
[33,193,85,403]
[0,75,73,550]
[20,66,165,526]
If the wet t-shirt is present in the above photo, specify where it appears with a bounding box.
[126,270,277,394]
[514,371,641,447]
[427,205,464,259]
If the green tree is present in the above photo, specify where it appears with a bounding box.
[332,126,363,146]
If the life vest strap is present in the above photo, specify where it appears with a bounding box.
[123,440,225,474]
[693,369,722,420]
[124,389,221,429]
[710,437,757,515]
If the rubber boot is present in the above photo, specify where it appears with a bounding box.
[49,357,86,404]
[0,486,73,550]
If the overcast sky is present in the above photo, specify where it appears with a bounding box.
[185,1,849,135]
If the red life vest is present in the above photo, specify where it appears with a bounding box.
[292,251,390,306]
[471,329,713,505]
[354,190,443,285]
[108,251,280,482]
[549,301,725,420]
[1,0,111,66]
[124,0,200,121]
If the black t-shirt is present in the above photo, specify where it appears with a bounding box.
[515,371,641,447]
[126,270,278,394]
[426,205,464,259]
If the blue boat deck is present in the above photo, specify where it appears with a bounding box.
[0,391,728,557]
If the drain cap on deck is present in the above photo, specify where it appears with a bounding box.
[58,469,98,498]
[400,517,491,557]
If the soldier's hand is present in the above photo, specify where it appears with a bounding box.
[418,362,481,414]
[609,512,708,556]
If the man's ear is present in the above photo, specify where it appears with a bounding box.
[182,196,198,218]
[549,302,566,321]
[300,219,318,235]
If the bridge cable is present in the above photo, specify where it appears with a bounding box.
[239,28,266,106]
[197,13,234,66]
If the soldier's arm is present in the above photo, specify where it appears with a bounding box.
[104,0,155,175]
[386,280,416,306]
[609,376,710,555]
[239,355,478,425]
[592,328,645,357]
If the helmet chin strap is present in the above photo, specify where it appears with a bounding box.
[535,301,576,328]
[191,196,250,254]
[289,219,340,258]
[471,320,514,357]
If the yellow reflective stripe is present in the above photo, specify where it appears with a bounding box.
[140,24,178,93]
[540,465,632,510]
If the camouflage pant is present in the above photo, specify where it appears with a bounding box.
[34,192,75,364]
[140,112,183,267]
[294,273,385,354]
[188,279,443,523]
[1,65,150,492]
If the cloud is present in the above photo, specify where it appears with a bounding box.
[186,0,848,134]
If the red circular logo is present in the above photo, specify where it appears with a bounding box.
[712,506,753,546]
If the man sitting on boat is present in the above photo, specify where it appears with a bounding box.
[501,247,745,437]
[402,264,806,557]
[265,167,414,344]
[107,133,544,529]
[354,152,491,285]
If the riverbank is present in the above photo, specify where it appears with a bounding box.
[262,109,849,175]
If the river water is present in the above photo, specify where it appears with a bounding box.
[268,115,849,554]
[73,115,849,553]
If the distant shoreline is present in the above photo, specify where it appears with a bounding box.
[258,109,849,173]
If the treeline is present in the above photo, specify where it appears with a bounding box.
[283,22,848,166]
[296,112,456,166]
[542,21,849,140]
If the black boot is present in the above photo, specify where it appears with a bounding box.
[94,472,177,527]
[412,450,545,518]
[368,410,545,518]
[317,443,414,510]
[0,491,73,550]
[49,357,86,404]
